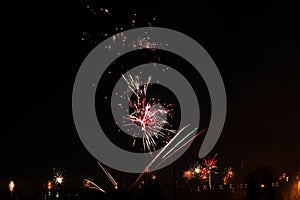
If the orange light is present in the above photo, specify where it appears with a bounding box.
[260,184,265,189]
[9,181,15,192]
[47,181,52,190]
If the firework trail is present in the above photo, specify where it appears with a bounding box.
[83,179,106,193]
[83,162,118,193]
[122,74,176,152]
[152,128,206,171]
[129,124,190,189]
[97,161,118,188]
[161,128,207,159]
[130,126,207,189]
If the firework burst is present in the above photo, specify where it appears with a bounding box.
[184,160,208,182]
[183,154,218,189]
[202,154,218,189]
[53,168,65,186]
[121,74,175,152]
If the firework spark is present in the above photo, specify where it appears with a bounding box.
[183,154,218,188]
[202,154,218,172]
[82,3,158,47]
[121,74,175,151]
[53,169,64,185]
[83,179,106,193]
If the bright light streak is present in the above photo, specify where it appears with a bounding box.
[83,179,106,193]
[97,161,118,188]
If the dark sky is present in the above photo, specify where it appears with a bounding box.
[0,0,299,194]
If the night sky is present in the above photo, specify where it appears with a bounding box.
[1,0,299,195]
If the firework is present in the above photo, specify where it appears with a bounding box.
[223,167,234,185]
[153,128,206,171]
[183,154,218,189]
[183,159,210,182]
[183,170,194,181]
[53,168,64,185]
[202,154,218,189]
[82,3,158,47]
[130,127,206,190]
[83,179,106,193]
[121,74,175,152]
[190,162,201,175]
[130,124,191,188]
[185,161,206,181]
[185,155,218,186]
[97,162,118,189]
[9,180,15,197]
[83,162,118,193]
[83,2,171,153]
